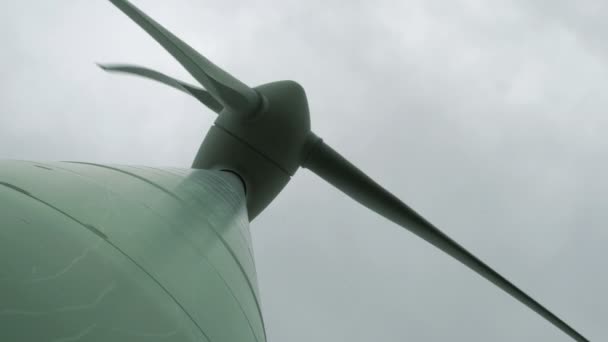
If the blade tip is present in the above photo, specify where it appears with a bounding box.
[96,63,111,71]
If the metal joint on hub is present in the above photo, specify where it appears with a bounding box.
[193,80,318,218]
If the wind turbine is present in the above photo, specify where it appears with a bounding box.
[0,0,589,341]
[100,0,589,340]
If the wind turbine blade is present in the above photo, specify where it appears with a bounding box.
[98,63,223,114]
[108,0,260,115]
[303,140,589,342]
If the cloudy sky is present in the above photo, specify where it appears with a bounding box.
[1,0,606,341]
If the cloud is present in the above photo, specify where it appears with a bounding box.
[0,0,604,341]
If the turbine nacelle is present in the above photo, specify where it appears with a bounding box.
[220,80,314,176]
[196,80,317,218]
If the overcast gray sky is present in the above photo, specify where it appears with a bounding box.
[1,0,606,341]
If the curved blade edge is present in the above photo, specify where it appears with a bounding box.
[98,63,223,113]
[108,0,259,115]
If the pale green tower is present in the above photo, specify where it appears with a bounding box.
[0,161,264,342]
